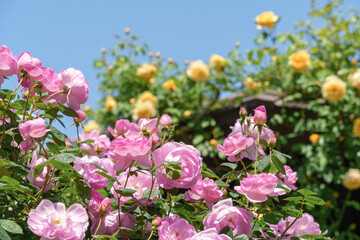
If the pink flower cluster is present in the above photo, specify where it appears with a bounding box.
[79,130,110,157]
[0,46,89,111]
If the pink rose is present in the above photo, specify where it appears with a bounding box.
[280,165,298,191]
[27,152,52,192]
[154,142,203,189]
[28,199,89,240]
[108,119,131,137]
[108,136,152,171]
[55,68,89,111]
[185,228,232,240]
[0,45,17,85]
[17,52,43,87]
[264,213,321,239]
[73,156,115,190]
[234,173,278,203]
[73,109,87,123]
[40,67,60,95]
[88,190,111,220]
[217,134,254,160]
[90,210,136,237]
[124,122,142,138]
[184,175,223,208]
[19,118,50,151]
[139,118,162,135]
[160,113,172,127]
[112,167,159,206]
[158,215,196,240]
[79,130,110,156]
[253,105,267,125]
[203,199,253,237]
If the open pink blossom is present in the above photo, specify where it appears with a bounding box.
[55,68,89,111]
[158,215,196,240]
[108,119,131,137]
[280,165,298,191]
[27,152,52,192]
[154,142,203,189]
[40,67,60,94]
[73,156,115,190]
[16,52,43,87]
[107,136,152,171]
[124,122,142,138]
[79,130,110,156]
[263,213,321,239]
[235,173,278,203]
[253,105,267,125]
[19,118,50,151]
[139,118,162,135]
[160,113,172,127]
[112,167,159,205]
[185,228,232,240]
[0,45,17,85]
[28,199,89,240]
[217,134,254,161]
[184,175,223,208]
[203,199,253,237]
[90,210,136,237]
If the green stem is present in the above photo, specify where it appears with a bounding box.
[254,125,261,173]
[91,217,103,240]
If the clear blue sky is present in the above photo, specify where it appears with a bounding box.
[1,0,359,137]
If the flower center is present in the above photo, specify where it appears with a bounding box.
[53,218,62,225]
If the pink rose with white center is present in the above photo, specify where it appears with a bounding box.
[55,68,89,111]
[153,142,203,189]
[160,113,172,127]
[185,228,232,240]
[217,134,254,161]
[263,213,321,239]
[27,152,52,192]
[73,156,115,190]
[158,215,196,240]
[90,210,136,237]
[112,167,159,206]
[107,136,152,171]
[253,105,267,125]
[27,199,89,240]
[0,45,17,85]
[184,175,223,208]
[19,118,50,151]
[203,199,253,237]
[108,119,131,137]
[79,130,110,156]
[16,52,43,87]
[234,173,278,203]
[139,118,162,135]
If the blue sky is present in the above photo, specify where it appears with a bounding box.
[1,0,359,137]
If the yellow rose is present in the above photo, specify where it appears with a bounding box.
[309,133,320,143]
[139,91,158,106]
[105,96,117,112]
[184,110,191,118]
[321,75,346,102]
[289,50,311,71]
[132,100,156,120]
[186,60,209,82]
[136,63,157,82]
[348,69,360,91]
[209,139,218,146]
[244,77,257,90]
[163,79,177,91]
[342,168,360,190]
[353,118,360,137]
[83,120,101,133]
[129,98,136,104]
[254,11,279,29]
[209,54,226,72]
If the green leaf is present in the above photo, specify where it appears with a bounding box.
[49,159,73,170]
[115,188,136,197]
[257,155,270,172]
[49,125,67,141]
[0,225,11,240]
[220,162,237,169]
[0,176,19,186]
[215,180,229,187]
[284,196,303,202]
[0,220,23,234]
[51,153,76,164]
[192,135,204,146]
[297,189,318,196]
[271,155,285,174]
[142,189,160,198]
[234,234,251,240]
[165,163,183,180]
[95,171,115,181]
[60,106,79,118]
[34,161,48,178]
[34,102,48,110]
[305,196,326,205]
[46,142,60,154]
[0,149,9,159]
